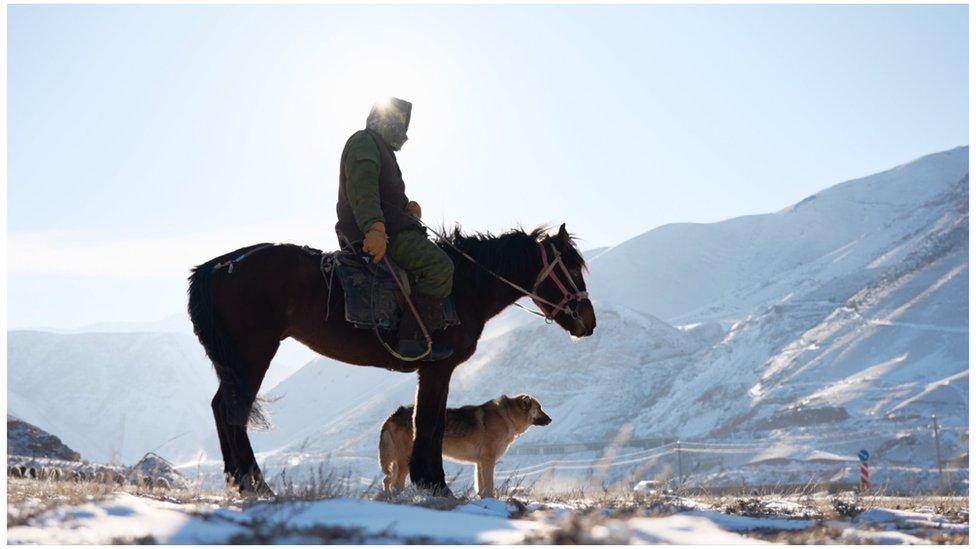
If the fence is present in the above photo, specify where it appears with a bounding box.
[448,425,969,494]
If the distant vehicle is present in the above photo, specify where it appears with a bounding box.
[634,480,664,494]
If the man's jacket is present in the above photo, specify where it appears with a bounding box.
[335,129,421,243]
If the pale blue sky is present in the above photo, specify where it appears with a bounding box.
[8,4,969,328]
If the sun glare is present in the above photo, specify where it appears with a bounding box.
[301,35,458,143]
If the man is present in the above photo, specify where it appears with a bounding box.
[335,97,454,361]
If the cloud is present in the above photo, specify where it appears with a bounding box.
[8,224,333,277]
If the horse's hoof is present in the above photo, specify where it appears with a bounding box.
[233,474,277,500]
[412,481,454,499]
[240,485,276,500]
[247,480,277,499]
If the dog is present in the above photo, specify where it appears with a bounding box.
[379,394,551,497]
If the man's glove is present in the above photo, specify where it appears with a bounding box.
[363,221,387,263]
[406,201,422,219]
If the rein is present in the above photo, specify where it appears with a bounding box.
[416,219,588,322]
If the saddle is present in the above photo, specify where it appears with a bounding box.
[321,246,458,331]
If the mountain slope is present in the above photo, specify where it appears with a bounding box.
[7,147,967,491]
[7,331,220,464]
[8,415,82,461]
[627,171,968,440]
[250,303,725,461]
[587,147,969,323]
[251,147,968,490]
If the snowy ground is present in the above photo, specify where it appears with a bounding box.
[7,479,968,544]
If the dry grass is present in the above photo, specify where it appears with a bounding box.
[7,475,447,544]
[752,525,970,545]
[8,470,969,545]
[512,482,969,545]
[271,464,376,502]
[6,477,231,527]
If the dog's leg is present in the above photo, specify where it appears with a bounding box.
[394,457,409,490]
[474,463,485,497]
[382,462,394,493]
[475,460,495,498]
[483,460,496,498]
[379,427,398,493]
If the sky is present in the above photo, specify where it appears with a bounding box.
[7,4,969,329]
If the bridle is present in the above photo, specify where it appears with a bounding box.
[527,241,589,321]
[416,218,589,323]
[371,237,588,362]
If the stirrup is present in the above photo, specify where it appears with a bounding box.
[396,339,453,361]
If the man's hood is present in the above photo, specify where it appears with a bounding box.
[366,97,411,151]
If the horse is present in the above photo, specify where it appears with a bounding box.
[187,223,596,496]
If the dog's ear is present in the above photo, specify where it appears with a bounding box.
[520,396,532,410]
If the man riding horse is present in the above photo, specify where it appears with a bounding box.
[336,97,455,361]
[189,96,596,497]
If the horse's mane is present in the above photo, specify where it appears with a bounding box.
[436,225,587,277]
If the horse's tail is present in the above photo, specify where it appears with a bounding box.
[187,243,272,426]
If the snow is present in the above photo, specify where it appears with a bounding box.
[6,494,544,545]
[238,498,542,544]
[8,492,969,544]
[687,510,814,532]
[838,527,931,545]
[587,146,968,323]
[7,494,236,545]
[855,507,969,533]
[454,497,517,517]
[617,515,765,544]
[6,146,969,493]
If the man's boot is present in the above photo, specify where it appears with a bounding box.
[397,295,454,361]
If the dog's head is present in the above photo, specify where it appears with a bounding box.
[506,394,552,427]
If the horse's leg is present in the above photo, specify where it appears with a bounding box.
[218,335,279,497]
[409,366,453,495]
[224,422,273,496]
[211,392,237,488]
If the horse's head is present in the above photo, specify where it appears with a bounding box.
[535,224,596,338]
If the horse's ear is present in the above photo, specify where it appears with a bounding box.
[557,223,571,245]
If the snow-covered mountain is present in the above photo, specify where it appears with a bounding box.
[10,313,317,390]
[251,147,968,490]
[7,331,221,464]
[588,147,968,324]
[587,147,969,439]
[7,147,968,491]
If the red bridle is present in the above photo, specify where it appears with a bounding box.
[528,242,589,321]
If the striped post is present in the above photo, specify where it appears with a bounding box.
[858,449,870,491]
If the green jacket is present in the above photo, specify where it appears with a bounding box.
[343,131,383,232]
[335,130,418,241]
